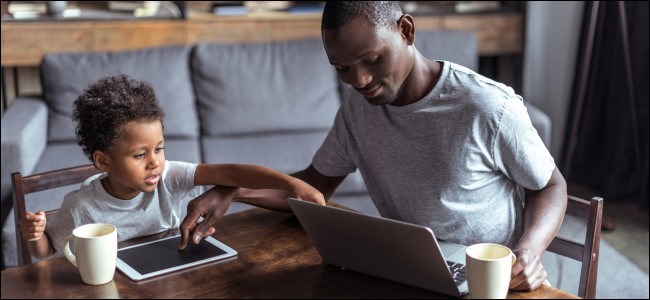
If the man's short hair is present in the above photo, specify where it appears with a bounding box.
[321,1,402,31]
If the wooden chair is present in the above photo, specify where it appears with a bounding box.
[11,164,101,266]
[547,195,603,299]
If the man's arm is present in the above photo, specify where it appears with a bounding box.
[510,167,568,290]
[178,164,346,249]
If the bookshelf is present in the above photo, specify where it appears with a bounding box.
[1,1,526,111]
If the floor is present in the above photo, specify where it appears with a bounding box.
[568,183,649,274]
[600,200,649,274]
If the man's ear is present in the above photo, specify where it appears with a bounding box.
[93,150,111,172]
[397,14,415,45]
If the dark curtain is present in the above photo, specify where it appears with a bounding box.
[561,1,649,208]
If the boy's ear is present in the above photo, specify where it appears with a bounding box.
[93,150,111,172]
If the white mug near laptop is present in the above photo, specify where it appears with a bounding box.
[466,243,516,299]
[62,223,117,285]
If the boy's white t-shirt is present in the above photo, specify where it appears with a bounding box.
[46,160,200,252]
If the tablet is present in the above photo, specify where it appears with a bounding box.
[116,235,237,281]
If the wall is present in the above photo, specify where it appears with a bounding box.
[523,1,584,159]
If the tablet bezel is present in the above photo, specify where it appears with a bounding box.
[116,235,237,281]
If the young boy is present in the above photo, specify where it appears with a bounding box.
[19,74,325,259]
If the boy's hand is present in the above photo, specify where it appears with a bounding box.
[21,211,47,241]
[292,179,326,206]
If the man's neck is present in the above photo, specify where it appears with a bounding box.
[394,52,442,106]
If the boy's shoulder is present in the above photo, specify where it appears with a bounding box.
[62,173,105,205]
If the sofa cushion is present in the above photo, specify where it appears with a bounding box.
[416,30,478,71]
[33,143,89,174]
[41,45,199,142]
[192,39,340,136]
[160,139,202,164]
[202,131,328,173]
[201,131,366,195]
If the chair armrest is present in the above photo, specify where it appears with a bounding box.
[525,103,552,149]
[1,96,49,199]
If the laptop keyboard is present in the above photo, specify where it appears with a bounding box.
[446,261,467,286]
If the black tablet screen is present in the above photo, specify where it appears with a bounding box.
[118,235,227,275]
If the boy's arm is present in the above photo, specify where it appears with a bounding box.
[27,233,55,259]
[193,164,325,204]
[22,211,55,259]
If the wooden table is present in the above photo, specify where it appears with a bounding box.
[1,206,578,299]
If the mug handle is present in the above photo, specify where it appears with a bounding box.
[511,252,517,265]
[62,234,78,267]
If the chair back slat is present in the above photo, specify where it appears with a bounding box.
[11,164,100,266]
[565,195,590,219]
[581,196,603,299]
[22,165,100,194]
[547,237,584,261]
[547,195,603,299]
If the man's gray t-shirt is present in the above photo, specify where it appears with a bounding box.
[313,61,555,248]
[46,160,199,252]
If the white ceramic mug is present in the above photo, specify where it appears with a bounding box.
[63,223,117,285]
[466,243,517,299]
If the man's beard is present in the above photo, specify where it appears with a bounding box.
[365,88,397,106]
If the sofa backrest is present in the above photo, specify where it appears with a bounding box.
[415,30,478,71]
[191,38,340,137]
[41,45,199,142]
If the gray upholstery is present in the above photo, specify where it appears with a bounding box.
[202,131,328,173]
[1,97,48,196]
[192,39,340,136]
[0,32,552,269]
[41,45,198,141]
[416,30,478,71]
[202,132,367,195]
[1,97,50,270]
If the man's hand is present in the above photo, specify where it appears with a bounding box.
[509,248,548,290]
[291,178,326,206]
[178,186,237,250]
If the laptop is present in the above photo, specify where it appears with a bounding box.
[287,198,469,297]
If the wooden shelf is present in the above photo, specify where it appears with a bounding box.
[1,11,523,67]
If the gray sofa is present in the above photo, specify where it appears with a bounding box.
[0,31,552,269]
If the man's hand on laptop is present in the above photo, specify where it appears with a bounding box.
[178,185,237,250]
[509,248,548,291]
[290,177,326,206]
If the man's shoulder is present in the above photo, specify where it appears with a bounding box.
[447,62,518,99]
[445,62,522,113]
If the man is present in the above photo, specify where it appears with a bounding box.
[179,1,567,291]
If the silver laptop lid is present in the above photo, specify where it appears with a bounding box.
[287,198,468,297]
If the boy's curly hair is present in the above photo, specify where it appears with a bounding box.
[72,74,165,161]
